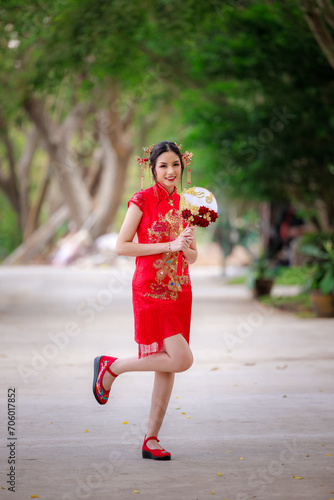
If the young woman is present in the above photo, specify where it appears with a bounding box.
[92,141,197,461]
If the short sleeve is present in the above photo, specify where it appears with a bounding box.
[128,191,145,212]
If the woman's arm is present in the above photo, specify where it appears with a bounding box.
[116,204,195,257]
[116,204,168,256]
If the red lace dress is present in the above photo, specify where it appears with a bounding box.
[128,182,192,358]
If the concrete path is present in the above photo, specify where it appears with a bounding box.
[0,265,333,500]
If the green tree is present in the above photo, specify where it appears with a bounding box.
[173,2,334,230]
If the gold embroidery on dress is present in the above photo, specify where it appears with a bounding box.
[146,209,189,300]
[165,210,184,238]
[148,210,183,243]
[145,251,189,301]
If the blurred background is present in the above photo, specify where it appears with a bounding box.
[1,0,334,316]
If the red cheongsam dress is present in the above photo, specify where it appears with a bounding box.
[128,182,192,358]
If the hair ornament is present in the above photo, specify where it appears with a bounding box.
[173,143,193,183]
[135,144,155,190]
[135,142,193,189]
[182,151,193,184]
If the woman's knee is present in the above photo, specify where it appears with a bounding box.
[163,334,193,372]
[174,349,193,373]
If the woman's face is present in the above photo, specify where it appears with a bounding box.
[153,150,182,194]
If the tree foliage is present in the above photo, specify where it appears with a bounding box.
[171,2,334,229]
[0,0,333,260]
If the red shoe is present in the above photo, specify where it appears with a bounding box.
[93,356,118,405]
[142,435,171,461]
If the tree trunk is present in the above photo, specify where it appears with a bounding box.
[260,202,271,253]
[86,109,133,239]
[23,95,92,228]
[85,146,104,196]
[310,197,334,231]
[299,0,334,70]
[0,113,21,218]
[24,164,52,240]
[2,205,69,265]
[85,84,135,239]
[18,126,40,230]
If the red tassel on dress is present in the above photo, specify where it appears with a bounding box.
[128,183,192,358]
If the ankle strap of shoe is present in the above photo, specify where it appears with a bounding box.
[106,367,118,378]
[144,435,159,446]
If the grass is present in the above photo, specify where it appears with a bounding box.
[258,293,316,318]
[226,266,316,317]
[274,266,313,286]
[227,265,313,286]
[227,275,247,284]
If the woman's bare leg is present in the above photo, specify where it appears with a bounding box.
[144,371,175,450]
[103,333,193,390]
[101,335,192,451]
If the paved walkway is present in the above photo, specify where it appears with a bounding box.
[0,265,333,500]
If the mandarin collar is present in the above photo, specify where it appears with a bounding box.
[155,182,178,199]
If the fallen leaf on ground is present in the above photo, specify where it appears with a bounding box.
[210,491,215,495]
[305,455,310,457]
[217,472,222,476]
[133,489,140,493]
[225,451,232,453]
[210,367,219,371]
[325,454,332,456]
[49,422,53,424]
[31,496,39,498]
[239,457,243,460]
[122,421,128,424]
[276,364,288,370]
[181,412,186,415]
[283,395,287,398]
[85,430,89,433]
[186,416,191,419]
[293,476,303,480]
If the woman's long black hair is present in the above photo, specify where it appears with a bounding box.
[149,142,184,203]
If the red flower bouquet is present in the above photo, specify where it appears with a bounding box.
[181,206,218,228]
[177,186,219,275]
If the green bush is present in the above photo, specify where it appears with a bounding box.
[301,238,334,294]
[275,266,313,286]
[300,232,334,248]
[0,194,22,261]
